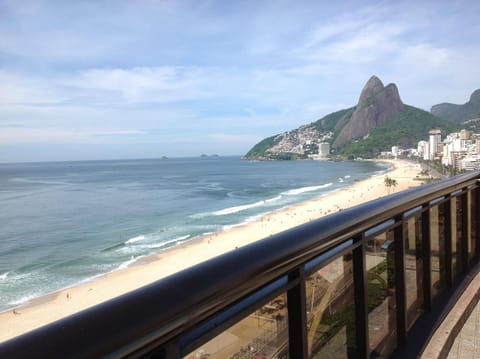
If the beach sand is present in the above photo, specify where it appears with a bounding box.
[0,159,426,342]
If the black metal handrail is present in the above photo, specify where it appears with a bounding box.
[1,170,480,358]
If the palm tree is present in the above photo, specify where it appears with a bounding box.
[384,176,397,194]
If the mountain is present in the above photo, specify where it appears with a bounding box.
[332,76,404,148]
[340,105,459,158]
[244,76,461,160]
[431,89,480,123]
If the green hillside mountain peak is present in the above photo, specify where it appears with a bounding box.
[431,88,480,123]
[244,76,461,160]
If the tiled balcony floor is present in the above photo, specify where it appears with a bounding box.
[447,300,480,359]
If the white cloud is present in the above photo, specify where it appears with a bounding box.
[0,127,89,144]
[92,130,146,136]
[0,66,220,107]
[208,133,262,143]
[66,66,217,104]
[296,16,407,64]
[1,1,480,161]
[0,71,65,105]
[0,127,148,144]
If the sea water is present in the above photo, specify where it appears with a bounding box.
[0,157,388,310]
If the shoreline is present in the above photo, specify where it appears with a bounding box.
[0,159,425,342]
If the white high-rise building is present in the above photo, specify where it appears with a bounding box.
[418,141,429,160]
[392,146,399,157]
[429,129,442,160]
[318,143,330,158]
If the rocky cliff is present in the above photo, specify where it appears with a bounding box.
[431,89,480,123]
[332,76,404,148]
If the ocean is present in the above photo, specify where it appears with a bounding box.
[0,157,388,311]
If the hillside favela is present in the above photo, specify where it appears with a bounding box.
[2,2,480,359]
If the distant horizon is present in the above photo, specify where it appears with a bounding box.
[1,0,479,163]
[0,153,245,165]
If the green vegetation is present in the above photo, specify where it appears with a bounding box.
[268,152,307,160]
[312,304,356,355]
[432,89,480,123]
[339,105,461,158]
[310,257,390,356]
[384,175,397,194]
[367,259,388,310]
[244,108,354,159]
[244,135,281,158]
[312,106,356,144]
[311,107,354,133]
[360,95,376,110]
[463,118,480,132]
[244,100,463,161]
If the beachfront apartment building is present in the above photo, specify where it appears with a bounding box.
[413,128,480,171]
[428,129,442,160]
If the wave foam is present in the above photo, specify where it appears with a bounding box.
[189,212,210,219]
[213,200,265,216]
[116,256,139,270]
[283,183,333,196]
[8,294,38,307]
[0,272,10,280]
[125,235,146,244]
[143,235,191,249]
[265,195,282,203]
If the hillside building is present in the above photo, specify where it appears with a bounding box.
[318,142,330,158]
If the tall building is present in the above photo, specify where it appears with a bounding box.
[460,129,471,140]
[418,140,429,160]
[429,129,442,160]
[318,142,330,158]
[391,146,399,157]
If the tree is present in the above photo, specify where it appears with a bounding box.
[384,175,398,194]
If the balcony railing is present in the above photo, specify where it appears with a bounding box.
[2,171,480,358]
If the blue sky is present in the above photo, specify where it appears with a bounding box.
[1,0,480,162]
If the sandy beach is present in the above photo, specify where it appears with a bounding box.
[0,159,426,342]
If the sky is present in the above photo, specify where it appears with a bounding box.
[1,0,480,162]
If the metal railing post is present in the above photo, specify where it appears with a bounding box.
[444,195,453,287]
[475,186,480,259]
[461,191,470,272]
[353,235,369,359]
[395,216,407,346]
[422,204,432,311]
[287,267,308,359]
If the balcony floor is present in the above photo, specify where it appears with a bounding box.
[447,300,480,359]
[421,263,480,359]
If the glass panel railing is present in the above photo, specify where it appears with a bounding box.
[404,215,424,329]
[454,195,464,277]
[184,293,289,359]
[469,191,476,264]
[366,230,397,359]
[430,205,446,300]
[305,252,356,358]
